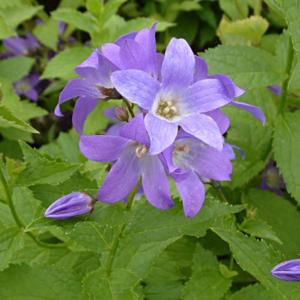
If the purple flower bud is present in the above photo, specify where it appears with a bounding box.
[114,107,129,121]
[44,192,94,219]
[271,259,300,281]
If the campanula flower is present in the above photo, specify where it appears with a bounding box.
[112,38,233,154]
[271,259,300,281]
[55,49,119,133]
[13,73,40,101]
[80,114,173,209]
[44,192,94,219]
[268,84,281,96]
[162,131,233,217]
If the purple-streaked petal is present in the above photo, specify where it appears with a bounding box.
[161,38,195,92]
[80,134,130,162]
[120,113,149,145]
[194,55,208,81]
[97,146,140,203]
[141,156,173,210]
[72,97,98,133]
[161,145,178,174]
[223,144,236,160]
[205,109,230,134]
[119,39,145,70]
[271,259,300,281]
[174,170,205,218]
[209,74,245,98]
[145,113,178,155]
[231,101,266,124]
[183,78,231,114]
[106,122,125,136]
[24,88,38,101]
[115,31,137,45]
[55,79,101,116]
[111,70,160,109]
[180,114,224,151]
[75,49,99,75]
[101,43,122,68]
[45,192,93,219]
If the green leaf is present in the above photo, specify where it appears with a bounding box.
[244,189,300,256]
[0,227,24,271]
[86,0,103,17]
[0,265,86,299]
[212,220,300,300]
[0,16,14,39]
[16,141,80,186]
[202,45,285,89]
[0,4,42,29]
[0,57,34,82]
[218,15,269,45]
[273,111,300,204]
[52,8,97,34]
[42,47,92,80]
[227,284,273,300]
[0,104,38,134]
[219,0,249,20]
[182,244,231,300]
[33,19,59,50]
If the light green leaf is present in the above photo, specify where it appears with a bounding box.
[33,19,59,50]
[202,45,285,89]
[16,141,80,186]
[0,57,34,82]
[219,0,248,20]
[212,220,300,300]
[182,244,231,300]
[273,111,300,204]
[227,284,273,300]
[244,189,300,256]
[0,16,14,39]
[42,46,92,80]
[86,0,103,17]
[218,15,269,45]
[0,265,86,299]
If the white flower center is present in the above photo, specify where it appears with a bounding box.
[156,99,179,120]
[135,144,148,158]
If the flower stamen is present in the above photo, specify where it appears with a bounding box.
[156,99,179,120]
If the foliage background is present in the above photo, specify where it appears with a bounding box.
[0,0,300,299]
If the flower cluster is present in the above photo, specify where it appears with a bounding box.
[56,24,265,217]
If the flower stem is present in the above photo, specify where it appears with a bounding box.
[106,179,140,276]
[279,36,294,114]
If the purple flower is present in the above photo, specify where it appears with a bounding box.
[261,160,285,195]
[13,73,40,101]
[268,84,281,96]
[112,38,234,154]
[162,131,233,217]
[1,33,39,58]
[44,192,94,219]
[271,259,300,281]
[55,49,118,133]
[80,114,173,210]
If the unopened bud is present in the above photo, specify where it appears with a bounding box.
[44,192,94,219]
[115,107,129,121]
[271,259,300,281]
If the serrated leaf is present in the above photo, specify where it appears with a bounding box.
[212,220,300,300]
[0,265,86,299]
[227,284,273,300]
[182,244,231,300]
[219,0,248,20]
[218,15,269,45]
[273,111,300,204]
[0,57,34,82]
[42,47,92,80]
[17,142,79,186]
[202,45,285,89]
[244,189,300,256]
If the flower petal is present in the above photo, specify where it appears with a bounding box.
[119,40,145,70]
[101,43,122,68]
[183,78,231,114]
[111,70,159,109]
[180,114,224,151]
[205,109,230,134]
[231,101,266,124]
[141,156,173,209]
[72,97,98,133]
[194,55,208,81]
[161,38,195,92]
[80,134,130,162]
[174,170,205,218]
[145,113,178,155]
[120,113,149,145]
[97,146,140,203]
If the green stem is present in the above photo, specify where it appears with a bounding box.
[123,99,135,118]
[106,180,140,276]
[254,0,262,15]
[279,37,294,113]
[234,0,247,18]
[0,166,66,249]
[229,255,234,270]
